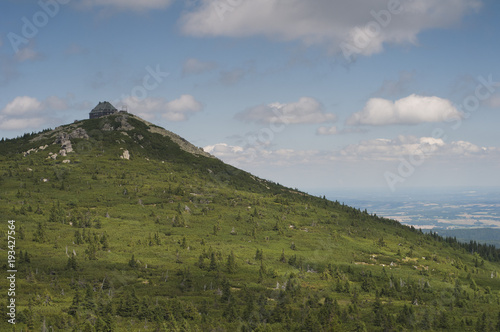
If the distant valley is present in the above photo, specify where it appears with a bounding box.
[323,187,500,246]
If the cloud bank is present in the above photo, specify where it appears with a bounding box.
[180,0,481,57]
[205,135,497,167]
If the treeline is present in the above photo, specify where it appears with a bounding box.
[427,231,500,262]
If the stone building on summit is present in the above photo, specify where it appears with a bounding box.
[89,101,118,119]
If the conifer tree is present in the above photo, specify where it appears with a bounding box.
[226,251,237,274]
[128,254,137,268]
[209,252,218,271]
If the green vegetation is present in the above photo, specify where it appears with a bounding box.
[2,114,500,331]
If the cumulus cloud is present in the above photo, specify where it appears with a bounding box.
[236,97,336,124]
[204,143,244,158]
[179,0,481,58]
[182,58,217,75]
[0,96,68,131]
[2,96,42,116]
[316,126,338,135]
[79,0,173,11]
[121,95,203,122]
[163,94,203,121]
[346,94,463,126]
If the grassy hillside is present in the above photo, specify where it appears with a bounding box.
[2,114,500,331]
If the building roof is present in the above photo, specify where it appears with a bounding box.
[90,101,117,113]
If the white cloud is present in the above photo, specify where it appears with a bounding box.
[204,142,322,167]
[179,0,481,58]
[347,94,462,126]
[336,135,497,161]
[204,143,244,157]
[316,126,338,135]
[204,136,498,170]
[236,97,336,124]
[163,94,203,121]
[121,95,203,122]
[2,96,42,116]
[79,0,173,11]
[204,143,257,165]
[182,58,217,75]
[338,136,446,161]
[0,96,68,131]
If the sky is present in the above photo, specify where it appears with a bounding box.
[1,0,500,194]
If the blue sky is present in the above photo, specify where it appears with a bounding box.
[1,0,500,193]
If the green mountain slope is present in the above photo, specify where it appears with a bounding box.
[1,113,500,331]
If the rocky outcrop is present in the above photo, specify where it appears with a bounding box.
[23,145,48,157]
[120,150,130,160]
[54,128,89,156]
[116,115,135,131]
[68,128,89,140]
[54,133,73,155]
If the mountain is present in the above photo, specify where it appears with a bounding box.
[1,113,500,331]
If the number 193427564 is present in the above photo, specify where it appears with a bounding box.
[8,220,16,269]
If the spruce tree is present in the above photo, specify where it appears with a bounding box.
[227,251,237,274]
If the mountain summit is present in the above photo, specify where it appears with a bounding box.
[1,114,500,331]
[24,112,213,159]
